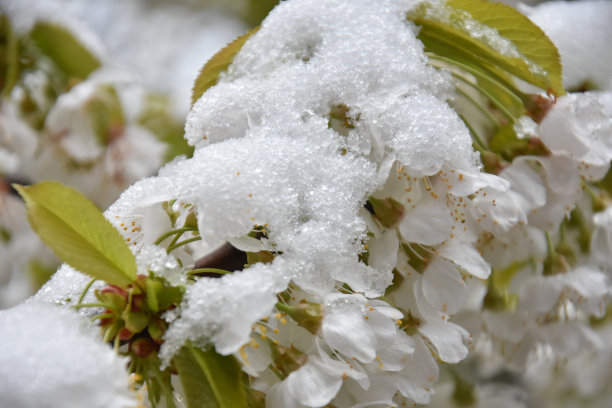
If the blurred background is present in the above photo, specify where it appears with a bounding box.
[0,0,278,308]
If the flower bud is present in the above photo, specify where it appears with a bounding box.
[131,338,155,359]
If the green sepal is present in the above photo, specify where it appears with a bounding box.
[276,301,324,335]
[158,285,183,311]
[162,201,179,227]
[184,211,198,229]
[30,21,101,80]
[489,124,528,158]
[191,27,259,106]
[271,343,308,376]
[246,250,275,266]
[148,319,167,344]
[145,278,164,313]
[174,343,247,408]
[489,123,549,160]
[14,181,137,287]
[95,290,127,312]
[145,277,183,313]
[369,197,405,228]
[103,320,122,343]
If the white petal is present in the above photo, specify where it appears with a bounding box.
[367,228,399,272]
[537,321,603,357]
[322,302,377,363]
[266,382,303,408]
[422,257,468,315]
[519,275,564,314]
[286,358,343,407]
[399,198,453,245]
[482,310,526,344]
[378,331,415,371]
[418,321,469,363]
[395,336,438,404]
[438,240,490,279]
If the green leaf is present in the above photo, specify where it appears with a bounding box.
[410,0,564,96]
[175,344,247,408]
[14,181,137,286]
[191,27,259,106]
[242,0,279,26]
[30,21,100,79]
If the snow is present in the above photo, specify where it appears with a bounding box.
[112,0,482,357]
[0,301,135,408]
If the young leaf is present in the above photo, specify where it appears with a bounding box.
[175,344,247,408]
[191,27,259,106]
[30,21,101,80]
[14,181,137,287]
[449,0,564,95]
[410,0,564,97]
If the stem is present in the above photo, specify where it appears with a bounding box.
[167,231,184,252]
[545,231,555,257]
[90,312,114,322]
[113,334,121,353]
[76,278,96,306]
[73,302,109,309]
[154,227,198,245]
[167,236,202,253]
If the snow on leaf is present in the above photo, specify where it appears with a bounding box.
[191,27,259,106]
[410,0,564,96]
